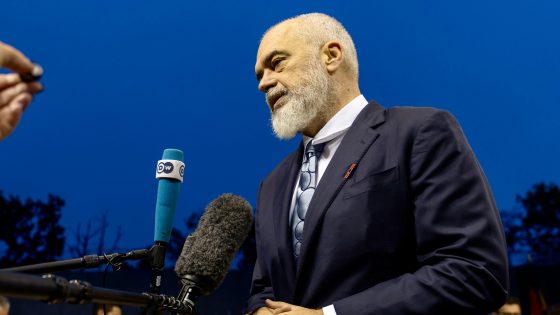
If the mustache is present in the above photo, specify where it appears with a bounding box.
[266,86,288,107]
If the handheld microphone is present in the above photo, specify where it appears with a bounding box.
[174,194,253,314]
[151,148,185,294]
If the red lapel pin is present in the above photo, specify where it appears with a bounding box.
[344,163,358,179]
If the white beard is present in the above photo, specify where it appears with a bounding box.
[268,60,330,139]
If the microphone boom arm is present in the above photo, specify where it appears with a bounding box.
[0,271,195,314]
[0,248,151,274]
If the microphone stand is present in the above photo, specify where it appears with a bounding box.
[149,242,167,294]
[148,242,167,315]
[0,248,152,274]
[0,271,194,314]
[2,246,175,315]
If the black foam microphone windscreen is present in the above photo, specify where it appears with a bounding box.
[174,193,253,294]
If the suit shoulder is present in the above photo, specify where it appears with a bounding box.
[386,106,455,121]
[384,106,460,130]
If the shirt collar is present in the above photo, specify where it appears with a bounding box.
[303,94,369,146]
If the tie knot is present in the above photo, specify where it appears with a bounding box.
[305,142,325,159]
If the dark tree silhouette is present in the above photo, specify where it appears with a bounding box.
[160,212,203,267]
[184,212,202,232]
[166,227,189,264]
[500,206,526,253]
[502,182,560,257]
[0,191,65,268]
[68,210,123,258]
[517,182,560,254]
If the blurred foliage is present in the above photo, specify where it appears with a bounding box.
[0,191,65,268]
[502,182,560,257]
[68,210,123,258]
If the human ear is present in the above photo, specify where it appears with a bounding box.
[321,41,343,73]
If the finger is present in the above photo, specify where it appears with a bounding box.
[266,300,290,309]
[0,82,43,107]
[14,92,33,111]
[272,306,292,314]
[0,83,28,107]
[26,81,44,94]
[0,41,34,73]
[0,93,29,140]
[0,73,22,90]
[20,64,44,82]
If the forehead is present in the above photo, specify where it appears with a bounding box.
[256,21,304,65]
[259,23,293,51]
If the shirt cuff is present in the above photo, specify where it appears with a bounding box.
[322,304,337,315]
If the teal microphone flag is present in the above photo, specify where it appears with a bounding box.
[154,148,185,243]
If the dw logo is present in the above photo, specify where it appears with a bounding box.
[157,162,174,174]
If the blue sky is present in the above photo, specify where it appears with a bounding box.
[1,1,559,253]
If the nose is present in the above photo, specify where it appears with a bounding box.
[258,69,277,93]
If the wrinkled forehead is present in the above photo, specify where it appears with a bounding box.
[256,21,300,62]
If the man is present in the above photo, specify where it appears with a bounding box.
[0,41,43,140]
[249,13,508,315]
[0,296,9,315]
[493,297,522,315]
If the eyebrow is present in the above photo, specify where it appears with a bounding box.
[256,49,289,81]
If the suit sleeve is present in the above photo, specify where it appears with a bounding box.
[333,110,508,314]
[247,182,275,312]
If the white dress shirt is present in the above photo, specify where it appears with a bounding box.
[288,94,369,315]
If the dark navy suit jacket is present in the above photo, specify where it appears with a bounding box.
[248,102,508,314]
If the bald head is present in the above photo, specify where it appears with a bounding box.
[263,13,359,81]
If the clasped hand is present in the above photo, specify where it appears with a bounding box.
[253,299,323,315]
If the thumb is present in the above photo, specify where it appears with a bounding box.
[265,299,289,309]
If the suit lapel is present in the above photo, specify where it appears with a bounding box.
[293,101,386,294]
[273,143,304,293]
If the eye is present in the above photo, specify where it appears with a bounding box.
[271,57,285,71]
